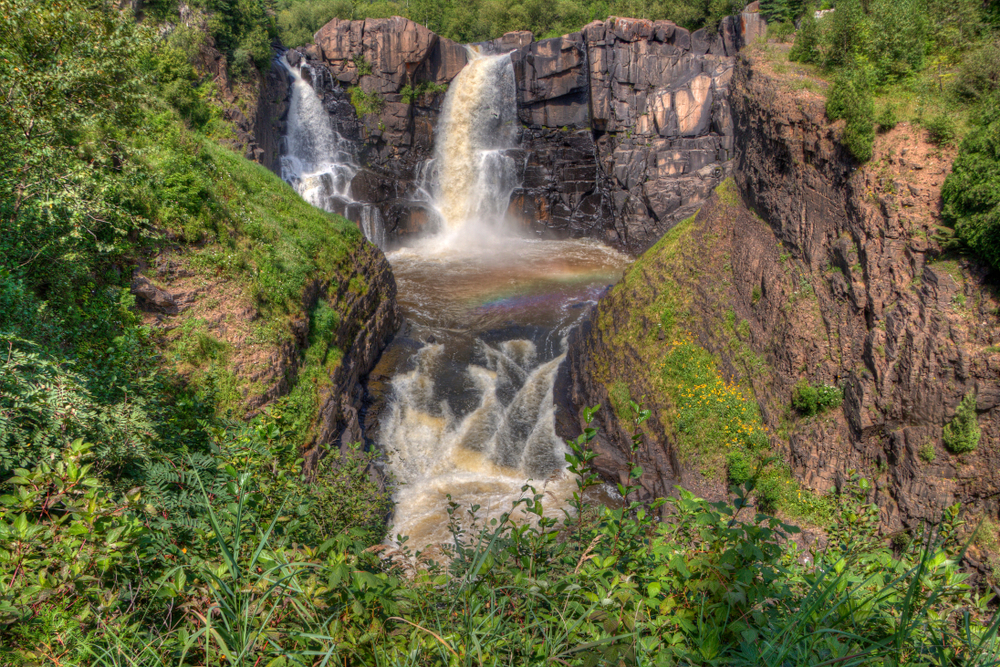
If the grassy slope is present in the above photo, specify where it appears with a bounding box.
[125,52,375,445]
[588,179,828,520]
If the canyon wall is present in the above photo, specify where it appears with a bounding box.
[280,10,764,253]
[557,51,1000,529]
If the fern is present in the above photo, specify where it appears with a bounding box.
[0,334,155,477]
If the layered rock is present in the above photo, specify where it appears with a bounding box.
[280,8,765,253]
[557,52,1000,529]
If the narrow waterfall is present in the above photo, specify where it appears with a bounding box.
[420,52,520,232]
[279,56,385,247]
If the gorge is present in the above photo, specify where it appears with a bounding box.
[4,0,1000,661]
[267,5,999,542]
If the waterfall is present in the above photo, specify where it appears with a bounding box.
[376,51,594,549]
[279,56,385,247]
[420,51,521,232]
[379,340,577,546]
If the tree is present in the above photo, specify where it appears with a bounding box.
[942,93,1000,270]
[826,64,876,162]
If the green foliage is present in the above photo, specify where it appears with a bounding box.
[53,456,1000,666]
[352,52,373,75]
[275,0,750,46]
[0,336,154,477]
[304,443,393,546]
[277,0,355,47]
[877,100,899,131]
[789,10,821,64]
[826,65,876,162]
[759,0,803,24]
[349,86,385,116]
[792,378,843,416]
[400,81,448,103]
[769,19,795,42]
[942,391,981,453]
[920,441,937,462]
[0,440,145,663]
[942,93,1000,270]
[954,40,1000,102]
[923,111,958,145]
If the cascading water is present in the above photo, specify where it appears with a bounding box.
[377,53,630,548]
[279,56,386,247]
[414,52,521,234]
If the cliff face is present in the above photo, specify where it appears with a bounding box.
[282,11,765,253]
[558,52,1000,529]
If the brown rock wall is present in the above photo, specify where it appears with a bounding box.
[283,9,764,253]
[558,52,1000,529]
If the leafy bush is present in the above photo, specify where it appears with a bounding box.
[792,378,844,416]
[400,80,448,103]
[0,440,144,662]
[759,0,804,24]
[923,112,958,145]
[877,101,899,131]
[953,40,1000,101]
[826,65,876,162]
[769,19,795,43]
[942,93,1000,270]
[942,391,981,453]
[304,443,393,546]
[349,86,385,116]
[0,336,155,477]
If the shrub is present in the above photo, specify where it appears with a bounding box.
[349,86,385,116]
[919,441,936,462]
[352,52,373,76]
[303,442,393,546]
[727,449,753,485]
[923,112,957,145]
[0,440,144,658]
[769,19,795,43]
[400,81,448,104]
[877,101,899,131]
[826,65,876,162]
[941,93,1000,270]
[942,391,980,453]
[789,11,821,63]
[953,40,1000,102]
[792,378,844,416]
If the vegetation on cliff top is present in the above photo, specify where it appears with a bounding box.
[772,0,1000,270]
[275,0,748,45]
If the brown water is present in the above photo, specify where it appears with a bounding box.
[379,234,630,548]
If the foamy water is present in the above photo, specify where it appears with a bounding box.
[381,237,629,548]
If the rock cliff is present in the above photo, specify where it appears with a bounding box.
[557,51,1000,530]
[281,10,765,253]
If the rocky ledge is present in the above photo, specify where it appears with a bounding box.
[273,8,765,254]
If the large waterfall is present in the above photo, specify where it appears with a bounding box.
[377,53,628,548]
[279,56,385,247]
[277,49,628,550]
[419,52,521,233]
